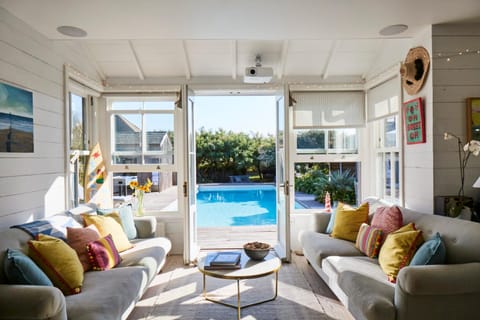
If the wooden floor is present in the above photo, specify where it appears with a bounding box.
[197,225,277,249]
[127,253,354,320]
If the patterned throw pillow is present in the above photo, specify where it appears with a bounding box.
[67,225,101,271]
[331,202,369,242]
[371,206,403,243]
[378,223,424,283]
[28,234,84,295]
[87,234,122,271]
[355,223,383,258]
[410,232,446,265]
[3,248,53,286]
[82,213,133,252]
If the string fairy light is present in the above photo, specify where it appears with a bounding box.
[433,48,480,62]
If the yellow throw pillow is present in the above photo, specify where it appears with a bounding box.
[331,202,369,242]
[82,213,133,252]
[378,223,424,283]
[28,234,84,295]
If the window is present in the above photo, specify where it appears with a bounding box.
[107,96,179,214]
[69,92,91,207]
[295,128,358,154]
[109,99,175,165]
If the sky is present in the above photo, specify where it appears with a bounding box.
[194,96,277,136]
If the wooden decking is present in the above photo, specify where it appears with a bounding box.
[197,225,277,249]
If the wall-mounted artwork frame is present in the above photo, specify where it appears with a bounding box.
[403,97,425,145]
[0,82,34,152]
[466,97,480,141]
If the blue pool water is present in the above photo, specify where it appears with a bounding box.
[196,185,277,227]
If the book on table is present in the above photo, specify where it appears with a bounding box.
[204,251,242,269]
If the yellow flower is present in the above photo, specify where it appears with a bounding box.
[129,181,138,189]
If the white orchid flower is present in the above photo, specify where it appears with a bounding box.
[468,140,480,156]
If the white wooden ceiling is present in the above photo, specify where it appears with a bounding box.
[2,0,480,83]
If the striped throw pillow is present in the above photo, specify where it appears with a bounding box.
[87,234,121,271]
[355,223,383,258]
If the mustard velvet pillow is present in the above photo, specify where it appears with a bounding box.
[378,223,424,283]
[331,202,369,242]
[82,213,133,252]
[28,234,84,295]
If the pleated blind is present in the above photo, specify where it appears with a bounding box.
[366,76,401,122]
[292,91,365,129]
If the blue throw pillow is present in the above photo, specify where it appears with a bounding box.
[325,208,337,234]
[410,232,446,265]
[3,248,53,286]
[98,205,137,240]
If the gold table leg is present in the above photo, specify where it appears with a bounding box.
[202,271,279,319]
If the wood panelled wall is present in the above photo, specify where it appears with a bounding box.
[0,8,99,229]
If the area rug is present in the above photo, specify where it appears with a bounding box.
[128,254,352,320]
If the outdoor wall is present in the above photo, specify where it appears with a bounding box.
[432,24,480,203]
[0,8,99,229]
[402,27,435,213]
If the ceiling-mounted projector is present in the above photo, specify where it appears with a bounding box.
[244,54,273,84]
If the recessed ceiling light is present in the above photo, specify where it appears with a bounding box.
[57,25,87,37]
[379,24,408,36]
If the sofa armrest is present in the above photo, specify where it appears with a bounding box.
[395,263,480,320]
[134,216,157,238]
[313,211,331,233]
[0,284,66,320]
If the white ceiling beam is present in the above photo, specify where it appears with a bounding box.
[79,42,106,82]
[277,40,289,79]
[128,40,145,80]
[231,40,237,80]
[181,40,191,80]
[322,40,340,79]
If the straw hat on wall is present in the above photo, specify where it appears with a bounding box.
[400,46,430,95]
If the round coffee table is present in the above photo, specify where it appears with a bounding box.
[197,252,281,320]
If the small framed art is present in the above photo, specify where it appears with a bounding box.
[403,97,425,144]
[466,97,480,141]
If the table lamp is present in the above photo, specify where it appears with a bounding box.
[473,176,480,188]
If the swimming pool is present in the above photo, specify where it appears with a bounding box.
[196,184,277,227]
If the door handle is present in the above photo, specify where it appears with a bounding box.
[183,181,188,197]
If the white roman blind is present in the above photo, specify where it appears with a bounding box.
[367,76,401,122]
[292,91,365,129]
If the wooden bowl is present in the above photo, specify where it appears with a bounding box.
[243,241,271,260]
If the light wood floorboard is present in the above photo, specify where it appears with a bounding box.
[127,253,354,320]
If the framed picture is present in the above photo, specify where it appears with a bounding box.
[0,82,34,152]
[403,97,425,144]
[466,97,480,141]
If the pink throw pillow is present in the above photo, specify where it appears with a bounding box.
[67,225,100,272]
[87,234,122,271]
[371,206,403,243]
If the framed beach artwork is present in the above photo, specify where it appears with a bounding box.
[403,97,426,144]
[0,82,34,152]
[467,97,480,141]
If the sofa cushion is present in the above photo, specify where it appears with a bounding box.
[331,202,369,242]
[371,206,403,244]
[82,213,133,252]
[410,232,446,266]
[28,234,84,295]
[98,205,137,240]
[11,215,82,241]
[67,225,101,272]
[65,266,147,320]
[378,223,424,282]
[87,234,122,271]
[3,248,53,286]
[325,208,337,234]
[300,231,362,267]
[355,223,383,258]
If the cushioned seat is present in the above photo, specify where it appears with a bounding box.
[300,231,362,267]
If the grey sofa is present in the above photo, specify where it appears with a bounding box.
[300,197,480,320]
[0,210,171,320]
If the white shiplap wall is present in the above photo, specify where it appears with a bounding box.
[432,24,480,202]
[0,8,99,230]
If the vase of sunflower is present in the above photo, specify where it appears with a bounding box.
[129,178,153,216]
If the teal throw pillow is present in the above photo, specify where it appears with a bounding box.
[3,248,53,286]
[410,232,446,265]
[98,205,137,240]
[325,208,337,234]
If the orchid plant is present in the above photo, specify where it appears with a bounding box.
[444,132,480,198]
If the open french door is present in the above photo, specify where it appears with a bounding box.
[275,87,291,262]
[183,86,199,264]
